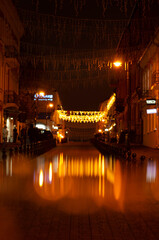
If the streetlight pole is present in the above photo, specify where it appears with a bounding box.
[46,103,53,130]
[126,61,131,150]
[113,60,131,150]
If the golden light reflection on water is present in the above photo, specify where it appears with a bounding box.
[39,170,44,187]
[0,146,159,214]
[33,151,121,205]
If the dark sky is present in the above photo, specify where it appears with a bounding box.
[59,85,112,111]
[14,0,135,110]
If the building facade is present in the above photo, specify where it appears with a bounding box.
[139,29,159,148]
[115,0,159,147]
[0,0,23,142]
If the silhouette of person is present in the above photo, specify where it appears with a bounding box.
[13,126,18,143]
[3,125,8,143]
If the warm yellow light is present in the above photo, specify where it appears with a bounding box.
[107,93,116,111]
[98,129,102,133]
[39,169,43,187]
[49,162,52,182]
[48,103,53,108]
[57,110,106,123]
[113,61,122,67]
[39,91,45,97]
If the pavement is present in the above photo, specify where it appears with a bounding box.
[0,141,159,160]
[0,141,159,240]
[130,144,159,160]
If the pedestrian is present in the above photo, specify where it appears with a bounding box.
[28,124,34,145]
[13,126,18,143]
[2,125,8,143]
[21,127,27,145]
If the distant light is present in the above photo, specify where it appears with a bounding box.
[39,91,45,97]
[53,125,58,130]
[98,129,102,133]
[146,109,157,114]
[36,123,46,129]
[146,99,156,105]
[48,103,53,108]
[113,61,122,67]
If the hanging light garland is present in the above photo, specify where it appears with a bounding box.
[57,110,106,123]
[107,93,116,111]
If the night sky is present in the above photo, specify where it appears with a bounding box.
[13,0,135,110]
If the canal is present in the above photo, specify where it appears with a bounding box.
[0,142,159,240]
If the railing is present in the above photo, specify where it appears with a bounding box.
[4,90,18,105]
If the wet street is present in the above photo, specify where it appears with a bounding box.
[0,142,159,240]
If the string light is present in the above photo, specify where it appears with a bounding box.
[107,93,116,111]
[57,110,106,123]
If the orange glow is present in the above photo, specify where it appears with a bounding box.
[39,170,44,187]
[49,162,52,182]
[39,91,45,97]
[48,103,53,108]
[113,61,122,67]
[114,160,122,200]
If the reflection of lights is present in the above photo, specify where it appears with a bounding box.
[146,161,156,182]
[114,160,121,200]
[49,162,52,183]
[34,153,123,200]
[6,158,12,176]
[53,155,58,172]
[39,170,44,187]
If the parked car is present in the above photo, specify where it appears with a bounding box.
[36,129,53,141]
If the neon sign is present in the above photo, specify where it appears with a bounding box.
[34,94,53,101]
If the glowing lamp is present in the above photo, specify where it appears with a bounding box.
[39,91,45,97]
[113,61,122,67]
[48,103,53,108]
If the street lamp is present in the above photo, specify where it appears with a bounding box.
[113,61,122,68]
[46,103,54,130]
[113,60,131,150]
[34,91,45,125]
[39,91,45,97]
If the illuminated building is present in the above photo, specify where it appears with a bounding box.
[116,1,159,146]
[0,0,23,142]
[98,93,116,142]
[139,29,159,148]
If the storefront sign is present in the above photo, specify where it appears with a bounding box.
[146,109,157,114]
[34,94,53,101]
[146,99,156,105]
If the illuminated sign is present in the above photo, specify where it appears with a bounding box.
[146,99,156,105]
[146,109,157,114]
[34,94,53,101]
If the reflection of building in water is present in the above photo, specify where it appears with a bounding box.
[34,152,121,201]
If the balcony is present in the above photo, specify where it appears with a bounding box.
[152,71,159,90]
[4,90,19,108]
